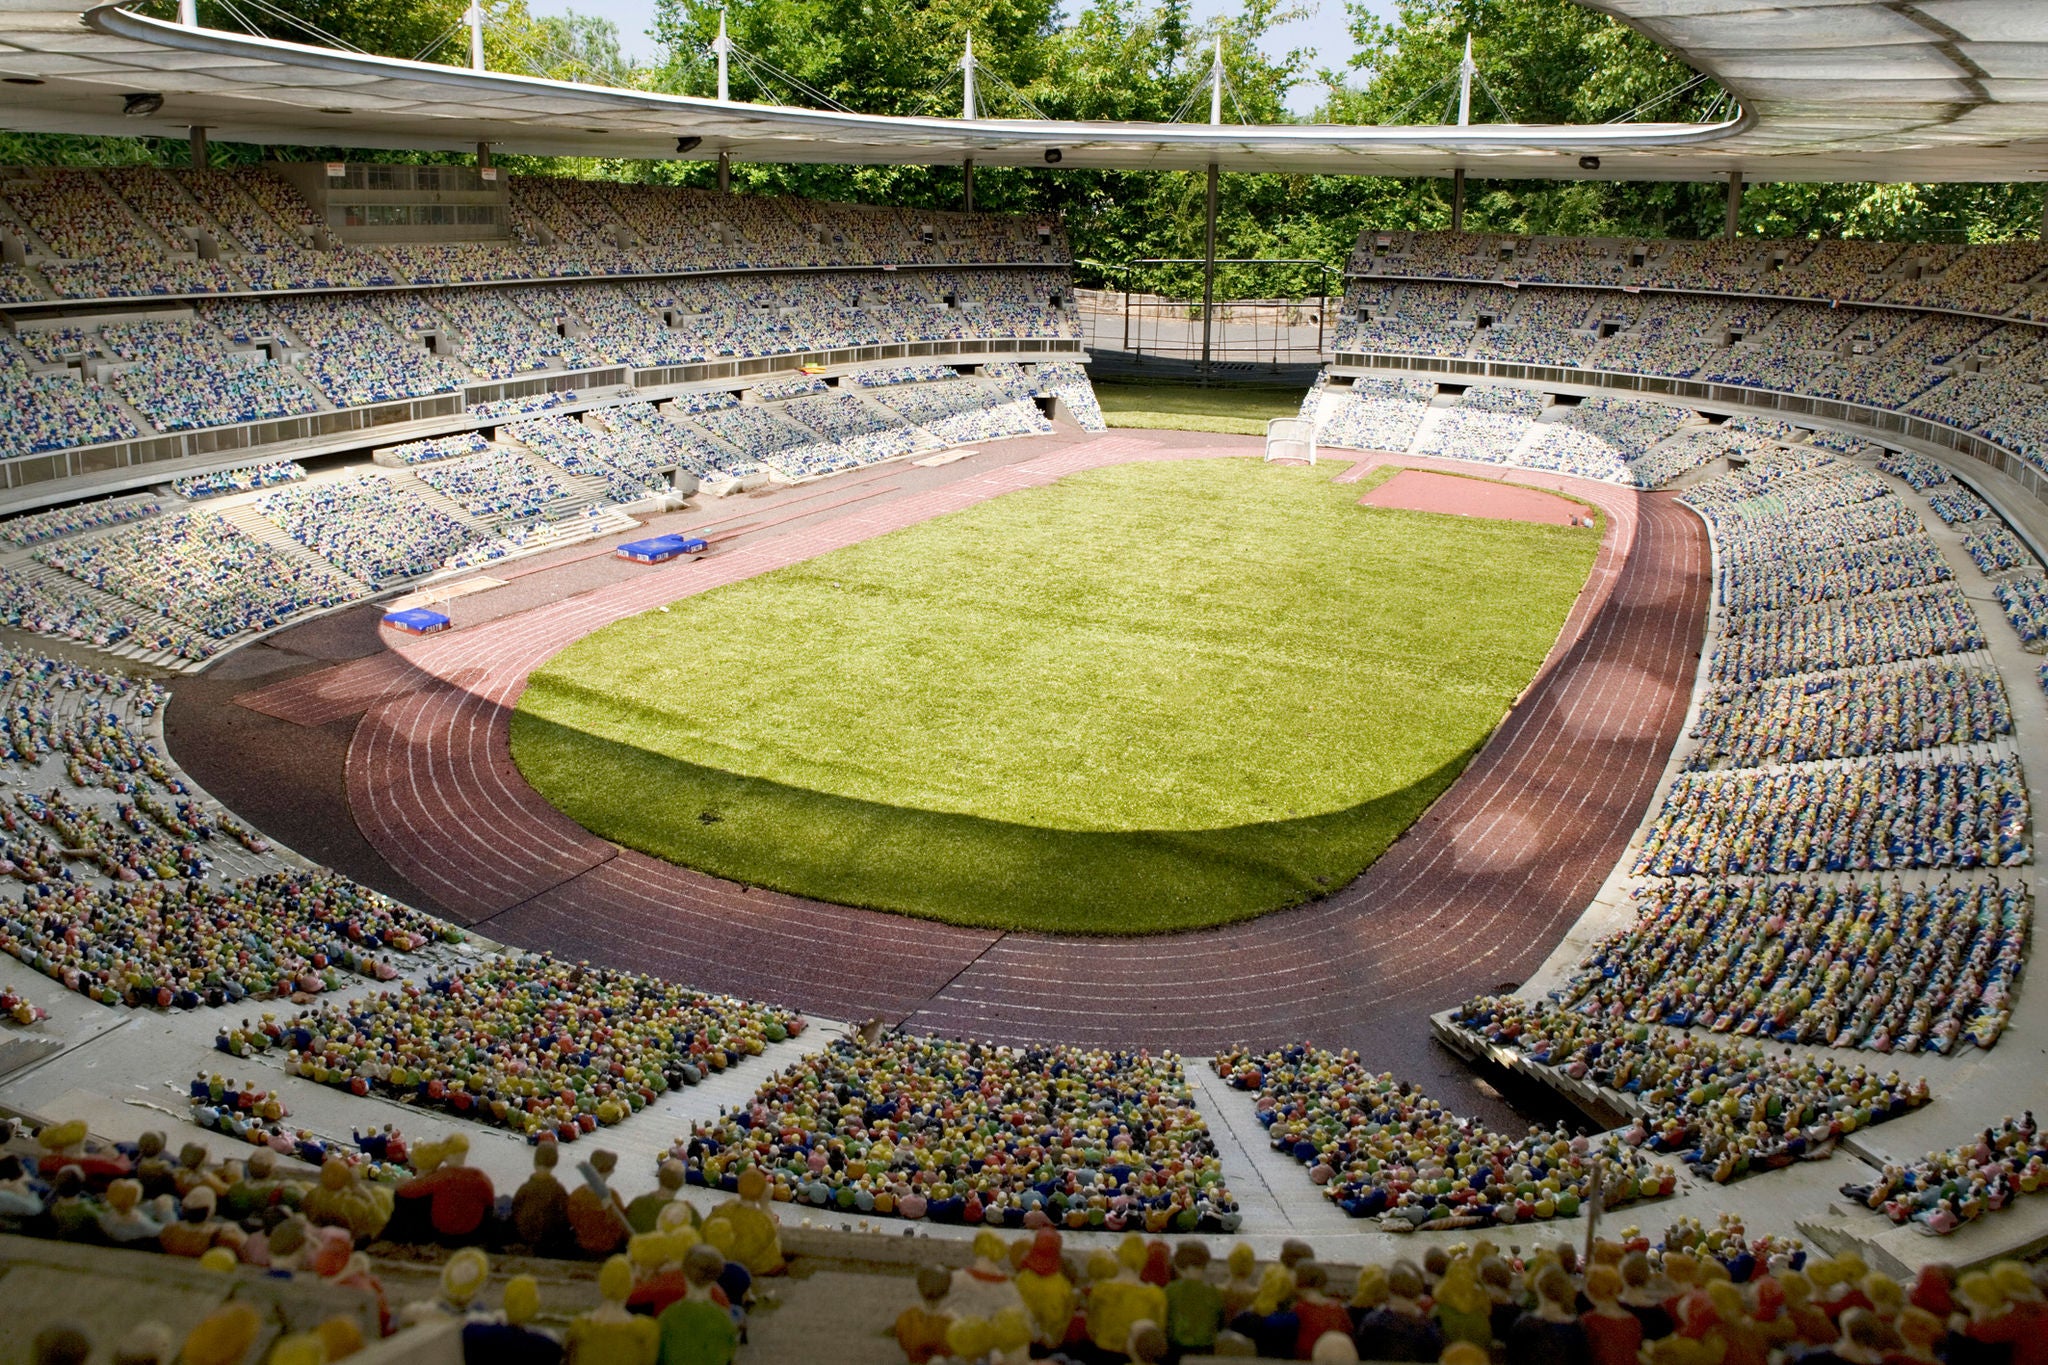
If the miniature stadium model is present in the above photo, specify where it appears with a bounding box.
[7,0,2048,1358]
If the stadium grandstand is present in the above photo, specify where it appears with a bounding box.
[3,1,2048,1363]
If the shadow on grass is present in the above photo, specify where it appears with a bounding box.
[508,709,1481,937]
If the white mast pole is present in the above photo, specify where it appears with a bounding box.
[1457,33,1474,126]
[178,0,197,26]
[1209,35,1223,125]
[962,32,977,119]
[467,1,486,72]
[714,9,730,101]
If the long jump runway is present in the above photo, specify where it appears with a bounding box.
[233,434,1709,1080]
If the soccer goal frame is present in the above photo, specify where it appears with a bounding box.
[1265,417,1318,465]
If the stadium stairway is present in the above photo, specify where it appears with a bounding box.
[370,466,495,538]
[484,444,647,536]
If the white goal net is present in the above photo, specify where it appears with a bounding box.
[1265,417,1318,465]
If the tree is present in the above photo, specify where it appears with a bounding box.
[1314,0,2044,244]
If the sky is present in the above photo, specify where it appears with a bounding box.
[543,0,1382,117]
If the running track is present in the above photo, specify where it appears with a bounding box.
[237,435,1710,1062]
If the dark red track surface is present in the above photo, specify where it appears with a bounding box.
[1362,468,1588,526]
[232,435,1709,1092]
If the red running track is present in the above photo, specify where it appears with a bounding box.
[242,436,1709,1062]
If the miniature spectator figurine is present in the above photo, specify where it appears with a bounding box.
[97,1177,169,1245]
[304,1154,394,1242]
[0,1154,46,1225]
[37,1119,130,1187]
[1508,1264,1592,1365]
[172,1142,224,1200]
[696,1220,755,1324]
[628,1160,695,1234]
[159,1186,234,1258]
[404,1246,492,1327]
[1221,1242,1260,1319]
[1014,1228,1076,1348]
[399,1133,495,1242]
[709,1167,782,1276]
[656,1244,739,1365]
[568,1149,633,1258]
[1352,1261,1442,1363]
[221,1148,287,1223]
[1090,1239,1169,1359]
[463,1274,563,1365]
[895,1264,955,1365]
[987,1308,1035,1365]
[950,1229,1027,1321]
[513,1138,572,1252]
[1162,1240,1222,1356]
[1583,1263,1645,1365]
[179,1303,262,1365]
[566,1255,660,1365]
[1294,1263,1355,1359]
[133,1132,176,1200]
[1429,1260,1493,1353]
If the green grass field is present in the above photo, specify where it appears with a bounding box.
[510,459,1601,933]
[1093,380,1307,435]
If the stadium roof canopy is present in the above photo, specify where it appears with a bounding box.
[0,0,2043,182]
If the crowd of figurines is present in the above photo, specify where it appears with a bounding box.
[0,1112,777,1365]
[23,1104,2048,1365]
[1212,1045,1675,1230]
[673,1035,1241,1232]
[885,1227,2048,1365]
[1449,998,1932,1184]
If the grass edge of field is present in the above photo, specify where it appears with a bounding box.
[1092,380,1306,436]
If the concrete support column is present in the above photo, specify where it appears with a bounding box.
[1725,170,1744,240]
[1451,168,1466,233]
[188,126,208,170]
[963,158,975,213]
[716,150,730,194]
[1200,160,1220,375]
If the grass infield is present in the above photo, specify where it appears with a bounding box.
[510,459,1602,933]
[1093,380,1307,435]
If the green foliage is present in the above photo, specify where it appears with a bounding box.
[1739,182,2048,245]
[510,458,1600,932]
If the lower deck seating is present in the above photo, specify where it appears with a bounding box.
[33,512,354,650]
[677,1034,1239,1231]
[875,378,1055,446]
[413,448,575,523]
[255,475,479,585]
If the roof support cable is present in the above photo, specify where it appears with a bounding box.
[719,40,856,113]
[478,9,606,82]
[1386,75,1451,126]
[410,16,468,64]
[1466,64,1513,122]
[973,65,1049,121]
[208,0,265,42]
[1606,69,1710,124]
[231,0,370,53]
